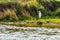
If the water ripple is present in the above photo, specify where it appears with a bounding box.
[0,24,60,40]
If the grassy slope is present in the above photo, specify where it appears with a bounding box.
[0,0,60,21]
[0,0,60,28]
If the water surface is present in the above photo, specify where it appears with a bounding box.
[0,24,60,40]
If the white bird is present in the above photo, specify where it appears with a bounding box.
[38,11,42,18]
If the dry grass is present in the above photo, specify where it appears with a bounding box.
[20,8,31,18]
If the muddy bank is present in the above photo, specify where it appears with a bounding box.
[0,22,60,28]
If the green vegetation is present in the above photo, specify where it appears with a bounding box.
[0,0,59,22]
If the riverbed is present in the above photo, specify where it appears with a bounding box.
[0,24,60,40]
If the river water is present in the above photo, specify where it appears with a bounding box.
[0,24,60,40]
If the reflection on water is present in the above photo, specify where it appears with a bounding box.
[0,24,60,40]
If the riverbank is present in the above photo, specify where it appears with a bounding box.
[0,19,60,28]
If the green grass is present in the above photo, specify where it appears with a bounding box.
[1,18,60,28]
[24,18,60,23]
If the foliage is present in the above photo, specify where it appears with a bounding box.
[0,0,60,21]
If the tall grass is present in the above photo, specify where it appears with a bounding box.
[0,0,38,21]
[0,0,60,22]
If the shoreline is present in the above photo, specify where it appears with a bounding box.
[0,22,60,28]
